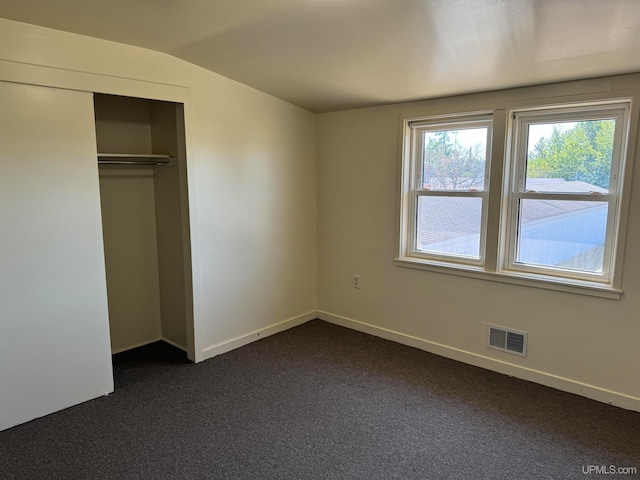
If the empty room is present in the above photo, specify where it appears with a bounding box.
[1,1,639,479]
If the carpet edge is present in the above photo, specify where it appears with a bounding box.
[201,311,317,360]
[318,310,640,413]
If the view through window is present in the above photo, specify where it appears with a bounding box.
[400,100,631,292]
[515,119,615,273]
[413,121,491,262]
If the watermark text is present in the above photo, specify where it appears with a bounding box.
[582,465,638,475]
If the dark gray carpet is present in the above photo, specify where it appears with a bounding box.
[1,320,639,480]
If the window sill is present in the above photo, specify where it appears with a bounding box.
[393,257,622,299]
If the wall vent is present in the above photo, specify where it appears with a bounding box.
[487,325,527,357]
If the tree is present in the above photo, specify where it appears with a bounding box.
[423,131,485,190]
[527,120,614,189]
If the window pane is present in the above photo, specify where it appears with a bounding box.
[526,119,615,193]
[422,127,487,191]
[516,199,608,273]
[416,196,482,258]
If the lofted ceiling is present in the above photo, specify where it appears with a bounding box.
[1,0,639,113]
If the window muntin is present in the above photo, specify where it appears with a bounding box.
[504,105,630,284]
[408,118,492,265]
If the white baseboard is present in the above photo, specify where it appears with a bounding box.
[161,337,187,352]
[201,311,317,361]
[317,310,640,413]
[111,337,162,354]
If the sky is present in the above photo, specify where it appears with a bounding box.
[527,122,576,153]
[424,127,487,151]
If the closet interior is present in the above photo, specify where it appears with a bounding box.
[94,93,193,357]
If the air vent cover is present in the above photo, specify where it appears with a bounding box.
[487,325,527,356]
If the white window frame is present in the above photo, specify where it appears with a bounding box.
[396,97,635,299]
[501,103,631,285]
[402,114,493,267]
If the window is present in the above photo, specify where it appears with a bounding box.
[504,104,630,285]
[406,115,492,265]
[397,100,633,297]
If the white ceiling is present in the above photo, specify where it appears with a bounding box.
[1,0,639,113]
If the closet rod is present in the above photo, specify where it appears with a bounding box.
[98,159,173,166]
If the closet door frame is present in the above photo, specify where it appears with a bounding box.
[0,61,200,361]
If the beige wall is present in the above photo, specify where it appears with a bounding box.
[0,19,318,363]
[95,96,162,353]
[151,102,190,351]
[98,168,163,352]
[317,75,640,410]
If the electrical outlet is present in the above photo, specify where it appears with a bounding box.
[353,274,360,289]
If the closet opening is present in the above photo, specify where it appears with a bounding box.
[94,93,194,364]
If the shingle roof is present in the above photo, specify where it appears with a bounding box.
[417,178,608,268]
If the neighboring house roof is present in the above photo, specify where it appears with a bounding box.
[524,178,608,194]
[521,178,608,223]
[417,178,608,269]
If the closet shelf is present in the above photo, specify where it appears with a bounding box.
[97,153,173,166]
